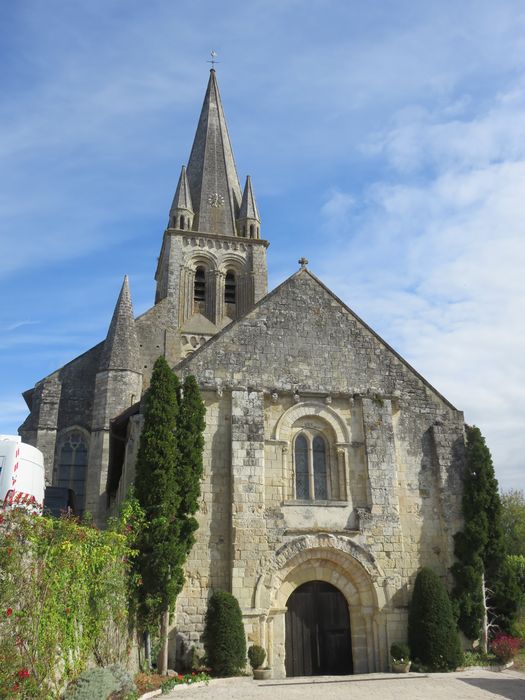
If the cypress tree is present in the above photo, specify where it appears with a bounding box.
[408,567,462,670]
[134,360,206,673]
[175,375,206,555]
[451,425,520,639]
[134,356,181,627]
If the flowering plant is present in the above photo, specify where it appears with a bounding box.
[490,634,520,663]
[0,507,137,698]
[161,671,211,693]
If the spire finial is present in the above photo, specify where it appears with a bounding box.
[298,257,309,269]
[208,50,219,70]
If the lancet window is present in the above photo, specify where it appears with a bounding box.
[56,430,88,514]
[293,429,338,501]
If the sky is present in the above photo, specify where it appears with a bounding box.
[1,0,524,491]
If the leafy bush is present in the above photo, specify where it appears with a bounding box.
[248,645,266,670]
[510,616,525,642]
[203,591,246,676]
[189,645,207,672]
[0,509,137,699]
[491,634,521,663]
[408,567,462,671]
[64,664,136,699]
[390,642,410,662]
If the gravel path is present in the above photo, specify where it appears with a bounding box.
[162,669,525,700]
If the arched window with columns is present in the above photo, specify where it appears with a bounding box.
[290,418,345,501]
[293,430,333,500]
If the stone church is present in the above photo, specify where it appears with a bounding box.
[20,70,466,677]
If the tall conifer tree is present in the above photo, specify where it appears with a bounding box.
[176,375,206,553]
[134,359,206,674]
[134,357,181,670]
[452,425,519,640]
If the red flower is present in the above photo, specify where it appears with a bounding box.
[11,682,19,692]
[17,669,30,680]
[6,608,12,617]
[178,674,184,680]
[7,547,12,556]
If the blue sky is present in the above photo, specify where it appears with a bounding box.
[1,0,524,490]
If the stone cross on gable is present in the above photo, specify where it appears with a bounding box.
[298,257,309,269]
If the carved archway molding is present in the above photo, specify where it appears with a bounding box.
[255,533,387,611]
[273,401,350,444]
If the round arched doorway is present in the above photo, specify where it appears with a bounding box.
[285,580,353,677]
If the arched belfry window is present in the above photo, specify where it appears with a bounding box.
[193,266,206,313]
[225,271,236,304]
[57,431,88,513]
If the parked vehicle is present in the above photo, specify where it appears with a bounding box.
[0,435,45,514]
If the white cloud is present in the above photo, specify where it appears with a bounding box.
[318,84,525,490]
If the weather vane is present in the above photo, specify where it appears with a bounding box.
[208,50,219,69]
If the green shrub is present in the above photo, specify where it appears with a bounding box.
[203,591,246,676]
[64,665,136,700]
[390,642,410,662]
[0,509,137,698]
[408,567,462,671]
[248,645,266,670]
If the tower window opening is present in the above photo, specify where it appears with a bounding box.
[194,266,206,303]
[180,215,185,230]
[249,224,254,237]
[225,271,236,304]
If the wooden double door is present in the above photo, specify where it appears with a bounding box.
[285,581,353,677]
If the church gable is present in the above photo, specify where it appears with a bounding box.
[178,268,455,412]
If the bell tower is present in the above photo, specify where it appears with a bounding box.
[155,70,269,355]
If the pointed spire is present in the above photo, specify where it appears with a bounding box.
[169,165,194,229]
[237,175,261,238]
[185,70,242,236]
[239,175,260,221]
[99,276,141,373]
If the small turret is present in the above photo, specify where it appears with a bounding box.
[99,275,141,374]
[169,165,194,231]
[237,175,261,239]
[88,276,143,523]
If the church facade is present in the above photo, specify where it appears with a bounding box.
[20,70,466,677]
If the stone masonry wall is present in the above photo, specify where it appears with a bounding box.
[172,268,465,666]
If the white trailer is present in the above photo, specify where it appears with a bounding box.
[0,435,45,514]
